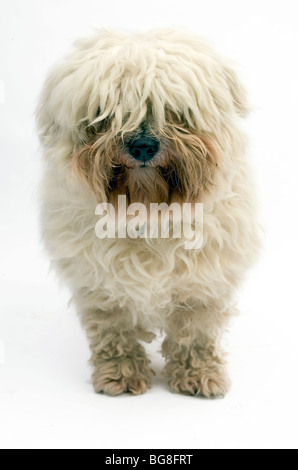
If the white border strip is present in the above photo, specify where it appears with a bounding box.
[0,340,5,364]
[0,80,6,104]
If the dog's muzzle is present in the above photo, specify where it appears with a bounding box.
[126,137,160,163]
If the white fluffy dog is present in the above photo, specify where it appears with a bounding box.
[37,29,259,397]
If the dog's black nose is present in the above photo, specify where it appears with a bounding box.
[127,137,160,162]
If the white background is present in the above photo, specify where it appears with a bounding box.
[0,0,298,450]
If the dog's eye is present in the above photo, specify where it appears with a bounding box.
[96,107,101,117]
[87,115,110,138]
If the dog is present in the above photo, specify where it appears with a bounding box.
[36,29,259,397]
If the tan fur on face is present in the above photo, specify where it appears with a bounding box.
[37,29,260,398]
[161,123,219,202]
[73,115,219,205]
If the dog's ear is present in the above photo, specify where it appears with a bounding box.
[36,65,67,146]
[36,59,89,147]
[223,64,250,118]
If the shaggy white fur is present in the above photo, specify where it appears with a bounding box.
[37,29,259,397]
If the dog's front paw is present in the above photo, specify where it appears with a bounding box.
[164,345,231,398]
[92,356,155,396]
[167,368,230,398]
[163,335,231,398]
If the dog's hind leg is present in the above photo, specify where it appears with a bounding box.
[162,303,231,398]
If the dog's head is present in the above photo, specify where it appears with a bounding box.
[37,29,248,205]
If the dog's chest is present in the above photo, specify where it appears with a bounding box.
[89,236,199,314]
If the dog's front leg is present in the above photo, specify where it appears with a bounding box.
[79,305,155,396]
[162,304,231,398]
